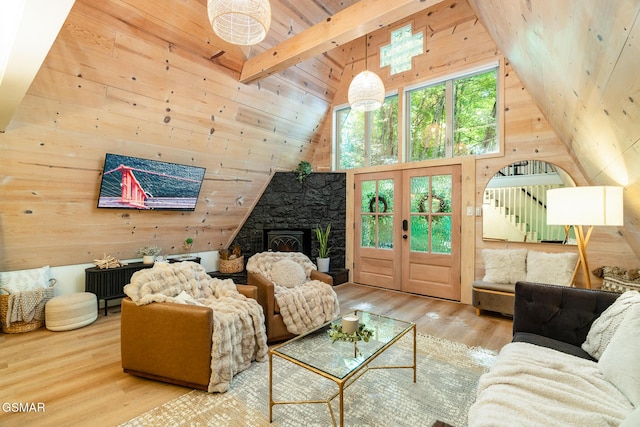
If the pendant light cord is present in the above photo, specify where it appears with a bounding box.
[365,35,368,71]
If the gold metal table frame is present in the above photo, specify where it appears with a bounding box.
[269,310,416,426]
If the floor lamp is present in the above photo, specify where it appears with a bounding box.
[546,186,624,288]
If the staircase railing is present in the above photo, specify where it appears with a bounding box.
[483,184,567,242]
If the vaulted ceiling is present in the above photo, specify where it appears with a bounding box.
[2,0,640,262]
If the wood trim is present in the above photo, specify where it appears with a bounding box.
[472,288,515,297]
[240,0,444,83]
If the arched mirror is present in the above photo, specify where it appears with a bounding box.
[482,160,575,243]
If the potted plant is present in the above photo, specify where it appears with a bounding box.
[314,223,331,272]
[183,237,193,257]
[293,160,312,184]
[137,245,162,264]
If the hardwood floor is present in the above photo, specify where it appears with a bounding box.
[0,283,512,426]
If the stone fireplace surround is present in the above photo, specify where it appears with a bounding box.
[232,172,346,270]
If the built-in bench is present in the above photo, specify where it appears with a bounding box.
[473,248,579,316]
[472,280,516,316]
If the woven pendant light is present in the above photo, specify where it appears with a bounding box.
[207,0,271,46]
[348,36,385,111]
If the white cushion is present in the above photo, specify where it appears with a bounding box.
[481,249,527,284]
[620,406,640,427]
[598,304,640,407]
[0,266,52,294]
[270,259,307,288]
[525,251,578,286]
[583,290,640,360]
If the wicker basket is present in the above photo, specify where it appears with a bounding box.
[219,256,244,274]
[0,282,55,334]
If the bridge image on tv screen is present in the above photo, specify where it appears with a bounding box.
[97,153,206,211]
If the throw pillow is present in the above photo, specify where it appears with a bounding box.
[525,251,578,286]
[582,290,640,360]
[0,266,52,294]
[620,406,640,427]
[270,259,307,288]
[481,249,527,284]
[598,303,640,407]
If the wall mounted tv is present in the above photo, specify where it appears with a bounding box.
[97,153,206,211]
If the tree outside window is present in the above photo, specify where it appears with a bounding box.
[336,95,399,169]
[334,67,498,170]
[408,68,498,161]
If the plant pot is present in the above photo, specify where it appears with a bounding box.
[317,257,330,273]
[142,255,155,264]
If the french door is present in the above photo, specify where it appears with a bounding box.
[354,165,461,300]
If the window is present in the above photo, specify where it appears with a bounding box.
[334,66,499,170]
[407,67,498,161]
[335,94,399,169]
[380,24,424,76]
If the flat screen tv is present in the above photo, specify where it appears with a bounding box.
[97,153,206,211]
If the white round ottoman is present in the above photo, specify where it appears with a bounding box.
[46,292,97,331]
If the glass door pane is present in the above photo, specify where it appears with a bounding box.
[360,179,395,249]
[408,174,452,254]
[431,174,452,254]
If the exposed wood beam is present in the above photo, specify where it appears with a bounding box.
[0,0,75,132]
[240,0,443,84]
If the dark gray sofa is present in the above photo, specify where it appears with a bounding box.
[469,281,636,426]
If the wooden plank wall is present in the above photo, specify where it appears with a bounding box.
[311,0,638,289]
[1,0,636,286]
[0,0,346,271]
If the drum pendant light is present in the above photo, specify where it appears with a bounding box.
[348,35,385,111]
[207,0,271,46]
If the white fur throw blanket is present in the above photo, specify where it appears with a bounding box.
[246,252,340,334]
[123,261,268,393]
[274,280,340,334]
[468,342,633,426]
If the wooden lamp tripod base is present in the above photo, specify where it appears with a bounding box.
[567,225,594,289]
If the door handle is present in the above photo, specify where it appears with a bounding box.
[402,219,408,231]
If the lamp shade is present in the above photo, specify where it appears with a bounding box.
[207,0,271,46]
[348,70,385,112]
[547,186,624,226]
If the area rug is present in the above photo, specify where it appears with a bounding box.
[120,333,497,427]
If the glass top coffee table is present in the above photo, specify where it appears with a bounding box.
[269,310,416,426]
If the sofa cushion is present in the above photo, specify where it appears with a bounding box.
[481,248,527,284]
[582,290,640,360]
[270,259,307,288]
[472,280,515,293]
[598,303,640,407]
[525,251,578,286]
[468,341,632,426]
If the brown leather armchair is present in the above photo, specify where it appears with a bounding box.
[246,253,333,343]
[120,284,257,391]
